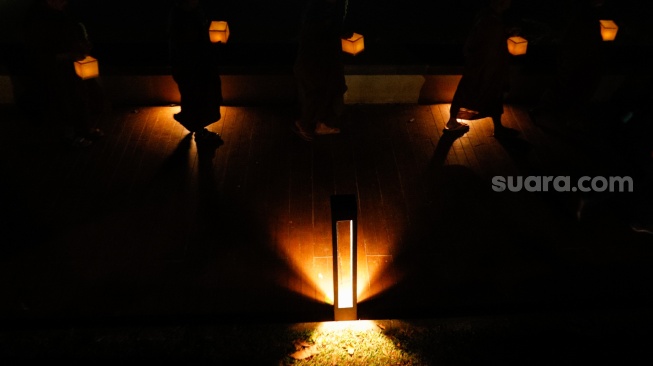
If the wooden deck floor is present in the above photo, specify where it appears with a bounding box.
[1,102,651,325]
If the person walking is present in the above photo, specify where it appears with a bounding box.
[23,0,105,148]
[292,0,348,141]
[169,0,223,146]
[444,0,518,138]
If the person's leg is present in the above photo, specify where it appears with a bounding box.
[174,74,222,145]
[491,114,518,137]
[192,75,223,145]
[491,113,504,130]
[314,90,341,135]
[293,76,326,140]
[53,70,95,146]
[201,72,222,125]
[445,100,470,132]
[173,73,196,129]
[444,80,470,132]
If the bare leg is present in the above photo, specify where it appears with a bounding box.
[444,105,469,132]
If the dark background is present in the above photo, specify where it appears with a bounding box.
[0,0,651,73]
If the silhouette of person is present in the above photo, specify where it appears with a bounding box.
[292,0,347,141]
[169,0,223,146]
[23,0,104,148]
[529,0,605,135]
[444,0,518,138]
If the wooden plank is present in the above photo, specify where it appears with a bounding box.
[312,137,335,258]
[351,133,388,256]
[288,136,316,302]
[442,104,484,174]
[215,107,247,195]
[267,113,296,306]
[364,255,397,302]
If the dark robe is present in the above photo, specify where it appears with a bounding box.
[450,7,511,119]
[23,1,93,135]
[169,3,222,131]
[293,0,348,130]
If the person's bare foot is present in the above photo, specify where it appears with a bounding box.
[315,122,340,135]
[444,119,470,133]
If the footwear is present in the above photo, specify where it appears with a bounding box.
[291,121,314,141]
[443,121,470,134]
[493,126,520,138]
[314,122,340,135]
[194,128,223,146]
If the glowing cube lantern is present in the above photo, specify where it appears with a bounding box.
[209,21,230,43]
[330,194,358,321]
[507,36,528,56]
[600,20,618,41]
[74,56,99,80]
[342,33,364,56]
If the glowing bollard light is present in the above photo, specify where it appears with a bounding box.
[342,33,364,56]
[74,56,99,80]
[600,20,618,41]
[507,36,528,56]
[330,194,358,321]
[209,21,230,43]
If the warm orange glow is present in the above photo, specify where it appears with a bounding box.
[507,36,528,56]
[275,226,400,307]
[600,20,618,41]
[209,21,230,43]
[357,255,395,303]
[342,33,364,55]
[74,56,99,80]
[277,225,334,304]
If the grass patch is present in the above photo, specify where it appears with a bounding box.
[280,320,423,365]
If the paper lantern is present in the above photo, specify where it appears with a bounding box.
[331,194,358,321]
[342,33,364,56]
[600,20,618,41]
[74,56,99,80]
[209,21,230,43]
[507,36,528,56]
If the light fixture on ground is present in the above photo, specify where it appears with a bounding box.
[209,21,230,43]
[600,20,618,41]
[507,36,528,56]
[331,194,358,321]
[342,33,364,55]
[74,56,99,80]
